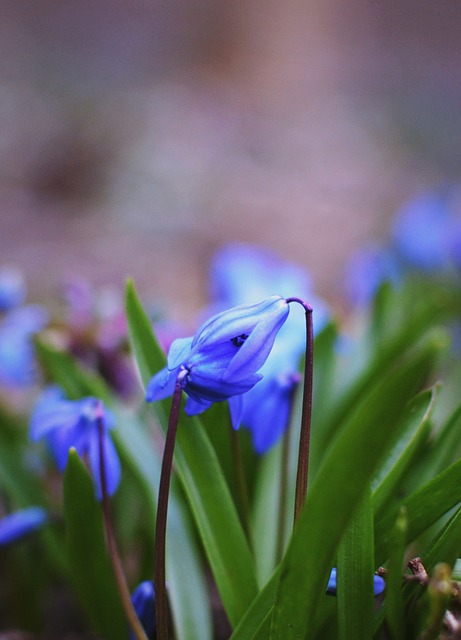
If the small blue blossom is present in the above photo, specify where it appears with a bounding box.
[208,244,329,452]
[0,507,48,546]
[0,266,26,312]
[146,296,290,428]
[345,243,401,307]
[29,387,121,499]
[0,305,48,386]
[326,567,385,596]
[130,581,155,640]
[392,185,461,271]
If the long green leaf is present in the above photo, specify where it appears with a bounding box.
[270,334,441,639]
[125,280,258,627]
[63,449,126,640]
[337,485,375,640]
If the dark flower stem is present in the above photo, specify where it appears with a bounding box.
[285,298,314,525]
[154,367,187,640]
[96,409,148,640]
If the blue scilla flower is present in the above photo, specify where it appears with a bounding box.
[130,581,155,640]
[326,567,385,596]
[208,243,329,452]
[0,305,48,386]
[344,243,401,307]
[146,295,290,428]
[0,266,26,312]
[0,507,48,546]
[392,185,461,271]
[29,387,121,499]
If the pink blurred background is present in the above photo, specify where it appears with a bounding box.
[1,0,460,320]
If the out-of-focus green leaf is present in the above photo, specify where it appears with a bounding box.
[63,449,126,640]
[113,409,213,640]
[125,280,258,628]
[337,485,375,640]
[375,458,461,564]
[373,388,436,519]
[270,332,441,639]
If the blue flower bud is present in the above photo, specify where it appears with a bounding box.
[146,296,290,426]
[0,507,48,546]
[326,567,385,596]
[29,387,121,499]
[130,581,155,639]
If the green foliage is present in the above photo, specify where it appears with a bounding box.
[4,273,461,639]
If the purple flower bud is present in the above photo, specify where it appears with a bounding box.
[29,387,121,499]
[0,507,48,546]
[130,581,155,640]
[146,296,290,427]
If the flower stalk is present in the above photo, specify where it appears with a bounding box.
[285,298,314,524]
[154,367,188,640]
[96,407,148,640]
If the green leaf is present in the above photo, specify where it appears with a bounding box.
[373,388,436,519]
[63,449,126,640]
[337,485,375,640]
[375,458,461,565]
[113,410,213,640]
[422,505,461,574]
[270,333,441,639]
[384,507,408,640]
[125,280,258,627]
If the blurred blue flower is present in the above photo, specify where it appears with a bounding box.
[345,243,401,307]
[130,581,155,640]
[29,387,121,499]
[146,295,290,428]
[208,243,329,452]
[0,507,48,546]
[0,266,26,311]
[0,305,48,386]
[392,186,461,271]
[326,567,385,596]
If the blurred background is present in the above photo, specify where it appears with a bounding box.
[1,0,460,321]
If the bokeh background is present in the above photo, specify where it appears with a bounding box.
[1,0,460,321]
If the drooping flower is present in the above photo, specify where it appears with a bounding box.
[326,567,385,596]
[208,243,329,452]
[130,581,155,640]
[29,387,121,499]
[0,305,48,386]
[0,507,48,546]
[146,295,290,428]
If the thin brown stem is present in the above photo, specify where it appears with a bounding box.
[285,299,314,525]
[154,368,187,640]
[96,409,148,640]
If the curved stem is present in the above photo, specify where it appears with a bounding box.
[154,368,187,640]
[285,298,314,525]
[96,409,148,640]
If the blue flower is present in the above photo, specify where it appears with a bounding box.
[29,387,121,499]
[146,296,290,427]
[326,567,385,596]
[345,243,401,307]
[0,507,48,546]
[392,186,461,271]
[208,243,329,452]
[0,305,48,386]
[0,266,26,312]
[130,581,155,640]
